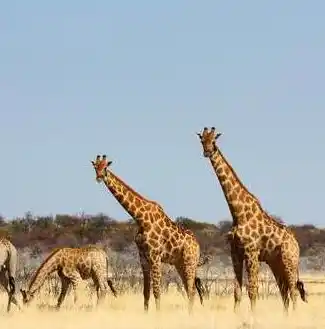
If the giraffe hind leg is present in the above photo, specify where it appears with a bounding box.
[269,261,289,314]
[175,262,196,314]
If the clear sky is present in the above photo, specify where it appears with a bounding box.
[1,1,324,226]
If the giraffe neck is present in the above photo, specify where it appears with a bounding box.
[28,251,59,294]
[209,149,262,226]
[102,170,159,228]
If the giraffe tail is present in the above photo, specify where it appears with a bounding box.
[194,277,205,305]
[107,279,118,298]
[296,280,308,303]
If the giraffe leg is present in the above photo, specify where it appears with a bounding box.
[175,263,196,314]
[0,270,19,312]
[65,271,83,307]
[92,270,108,307]
[280,248,301,311]
[56,275,71,310]
[244,251,259,313]
[139,253,151,312]
[269,262,289,313]
[151,258,162,312]
[230,243,244,313]
[284,264,299,311]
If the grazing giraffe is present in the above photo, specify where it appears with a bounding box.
[20,246,117,309]
[0,238,21,312]
[196,127,307,313]
[91,155,209,313]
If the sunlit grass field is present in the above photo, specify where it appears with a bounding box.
[0,274,324,329]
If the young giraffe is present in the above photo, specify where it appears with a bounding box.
[20,246,117,309]
[0,238,21,312]
[197,127,307,313]
[91,155,208,313]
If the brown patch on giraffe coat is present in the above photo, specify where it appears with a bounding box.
[234,185,241,193]
[224,181,231,191]
[150,239,159,248]
[245,212,253,220]
[244,226,250,236]
[162,229,170,239]
[265,226,272,235]
[216,168,223,175]
[129,194,134,202]
[239,191,245,201]
[258,225,264,235]
[234,204,243,213]
[219,174,227,182]
[134,198,141,208]
[150,231,159,241]
[250,219,257,229]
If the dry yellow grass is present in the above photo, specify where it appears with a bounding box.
[0,280,323,329]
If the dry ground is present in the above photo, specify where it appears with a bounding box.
[0,277,323,329]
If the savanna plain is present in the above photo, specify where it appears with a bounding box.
[1,274,324,329]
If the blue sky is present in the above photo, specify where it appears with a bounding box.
[1,1,324,226]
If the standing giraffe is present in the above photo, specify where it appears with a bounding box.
[91,155,208,313]
[20,246,117,310]
[0,238,21,312]
[196,127,307,313]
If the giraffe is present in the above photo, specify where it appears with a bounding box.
[20,246,117,309]
[196,127,307,313]
[91,155,209,313]
[0,238,21,312]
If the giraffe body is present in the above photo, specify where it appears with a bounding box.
[197,127,307,313]
[20,246,117,309]
[0,238,21,312]
[92,155,208,313]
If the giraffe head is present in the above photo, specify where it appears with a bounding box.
[91,154,112,183]
[197,127,222,157]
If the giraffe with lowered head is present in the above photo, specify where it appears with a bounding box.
[20,245,117,309]
[91,155,208,313]
[196,127,307,313]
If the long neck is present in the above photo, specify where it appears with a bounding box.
[102,170,159,228]
[28,254,58,294]
[209,148,262,225]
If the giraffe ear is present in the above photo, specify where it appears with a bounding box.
[107,161,113,167]
[215,132,222,140]
[196,133,202,139]
[91,161,95,166]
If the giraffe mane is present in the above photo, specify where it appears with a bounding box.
[27,248,62,289]
[107,170,162,209]
[217,149,293,233]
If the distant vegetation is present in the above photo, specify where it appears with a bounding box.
[0,211,323,260]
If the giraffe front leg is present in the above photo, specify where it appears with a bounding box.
[151,258,162,312]
[65,271,83,308]
[139,254,151,312]
[230,243,244,313]
[244,251,259,313]
[56,276,70,310]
